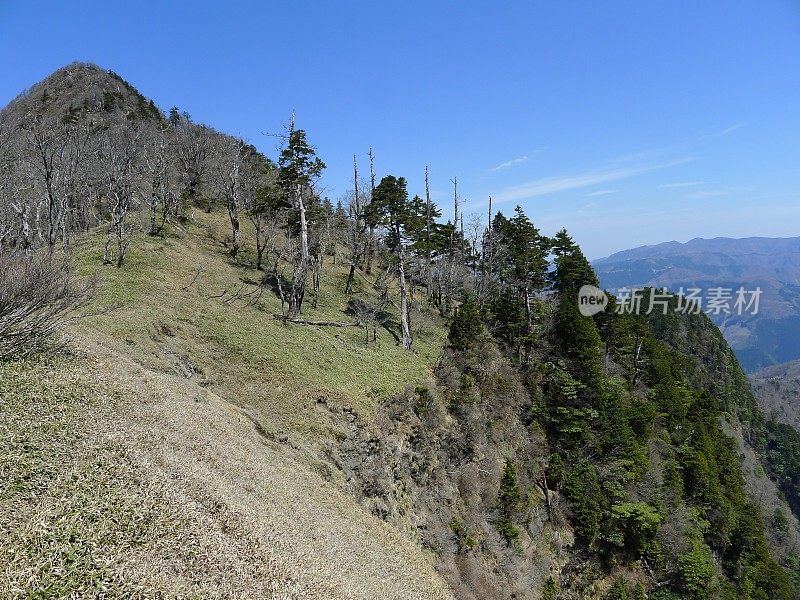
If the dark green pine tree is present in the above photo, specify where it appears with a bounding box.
[487,212,513,284]
[550,228,598,293]
[366,176,410,252]
[448,293,484,350]
[550,227,576,258]
[495,461,524,548]
[563,460,605,543]
[488,206,549,362]
[550,230,604,382]
[554,285,604,383]
[405,194,442,257]
[168,106,181,127]
[430,220,456,257]
[277,128,326,208]
[508,206,549,290]
[367,175,415,349]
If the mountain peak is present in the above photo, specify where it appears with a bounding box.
[1,61,162,125]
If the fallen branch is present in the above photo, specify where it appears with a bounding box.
[273,315,360,328]
[182,268,202,291]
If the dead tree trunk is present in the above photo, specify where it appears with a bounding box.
[289,183,309,316]
[345,154,360,294]
[312,214,331,309]
[480,195,493,304]
[425,165,432,301]
[524,284,533,364]
[105,190,130,268]
[228,194,241,257]
[11,201,33,255]
[399,243,412,350]
[365,146,376,275]
[146,136,169,236]
[253,214,267,270]
[226,148,242,258]
[460,213,465,262]
[60,192,70,254]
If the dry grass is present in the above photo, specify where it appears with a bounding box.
[0,346,453,598]
[1,211,454,597]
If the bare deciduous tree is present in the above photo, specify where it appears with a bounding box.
[172,115,211,217]
[99,127,140,267]
[143,126,175,236]
[22,115,65,255]
[344,156,371,295]
[211,137,251,258]
[249,166,281,271]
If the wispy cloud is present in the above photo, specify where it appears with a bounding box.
[684,185,752,200]
[697,123,744,141]
[685,189,731,200]
[490,155,529,172]
[586,189,617,197]
[659,181,708,189]
[490,158,691,205]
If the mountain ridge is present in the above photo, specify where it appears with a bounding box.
[593,235,800,371]
[3,63,800,599]
[597,235,800,265]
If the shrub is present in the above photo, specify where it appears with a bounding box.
[605,578,628,600]
[632,583,646,600]
[607,501,662,558]
[772,507,789,539]
[542,576,558,600]
[649,590,681,600]
[676,539,716,599]
[495,461,525,550]
[0,254,94,360]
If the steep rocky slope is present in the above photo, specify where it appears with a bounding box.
[1,61,162,127]
[0,215,455,597]
[752,360,800,430]
[4,210,800,599]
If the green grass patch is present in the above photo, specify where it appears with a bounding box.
[69,211,446,433]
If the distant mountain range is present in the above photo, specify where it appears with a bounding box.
[594,236,800,372]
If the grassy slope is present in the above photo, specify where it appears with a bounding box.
[71,211,445,442]
[0,211,453,598]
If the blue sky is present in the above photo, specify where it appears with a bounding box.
[2,1,799,258]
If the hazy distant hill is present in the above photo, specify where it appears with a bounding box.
[594,236,800,371]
